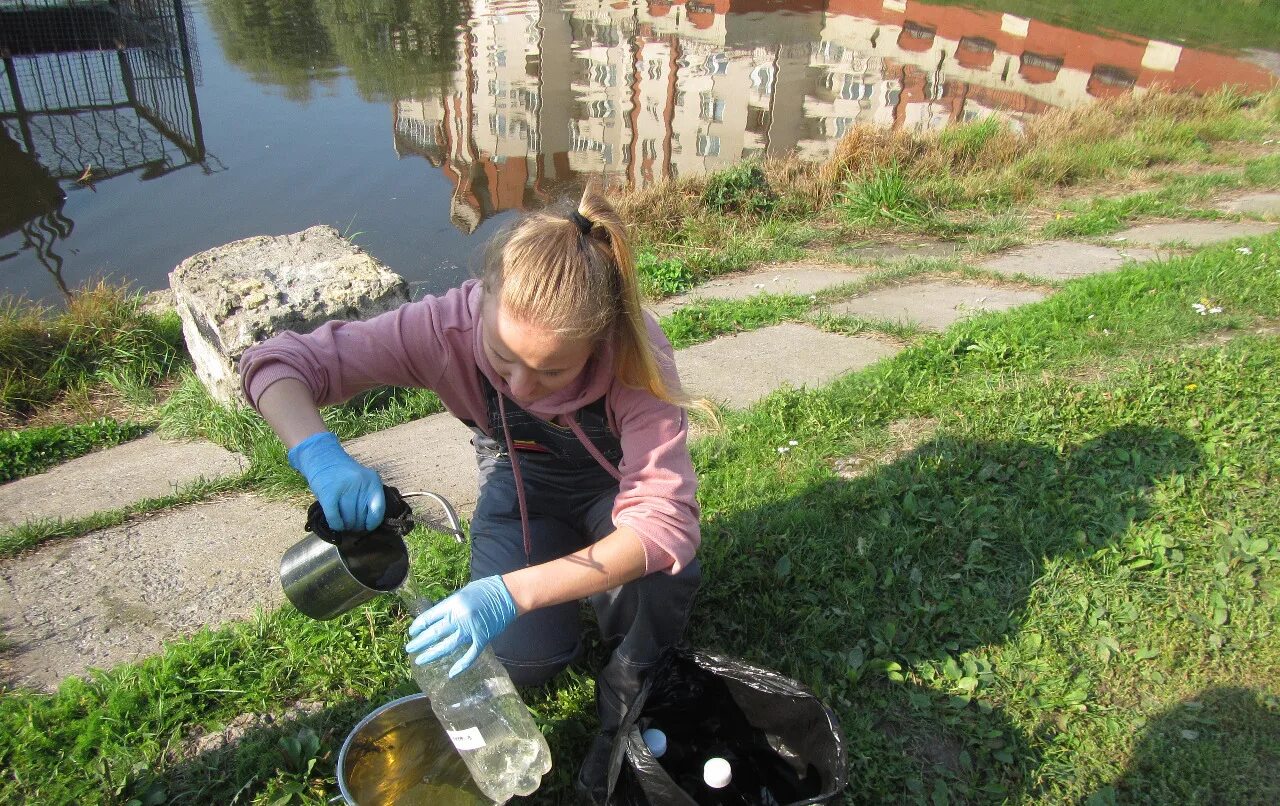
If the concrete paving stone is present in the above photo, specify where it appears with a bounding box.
[840,240,959,263]
[0,434,246,530]
[980,240,1158,281]
[0,493,303,691]
[676,323,900,409]
[1111,220,1277,246]
[1216,193,1280,216]
[346,413,481,517]
[650,263,868,316]
[827,281,1047,331]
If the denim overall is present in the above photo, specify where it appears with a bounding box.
[466,376,701,737]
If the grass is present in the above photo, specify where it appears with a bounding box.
[0,418,152,483]
[2,233,1278,804]
[0,282,185,423]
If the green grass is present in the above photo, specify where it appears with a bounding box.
[839,163,934,229]
[0,283,186,420]
[1041,172,1253,237]
[0,419,152,483]
[2,233,1277,804]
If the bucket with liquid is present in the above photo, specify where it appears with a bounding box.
[337,693,492,805]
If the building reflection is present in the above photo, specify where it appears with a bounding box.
[389,0,1275,233]
[0,0,208,297]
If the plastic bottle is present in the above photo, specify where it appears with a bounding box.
[642,727,668,758]
[697,751,782,806]
[406,596,553,804]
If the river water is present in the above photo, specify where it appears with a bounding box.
[2,0,1276,304]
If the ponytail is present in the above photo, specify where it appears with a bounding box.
[481,185,714,418]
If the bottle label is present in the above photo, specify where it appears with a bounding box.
[447,727,486,750]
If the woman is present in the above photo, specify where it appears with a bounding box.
[240,186,703,801]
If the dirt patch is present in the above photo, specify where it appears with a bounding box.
[172,700,327,762]
[832,417,939,480]
[0,374,183,430]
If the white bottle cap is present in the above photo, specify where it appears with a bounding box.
[703,757,732,789]
[641,728,667,758]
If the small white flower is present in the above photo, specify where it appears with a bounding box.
[809,295,817,301]
[1237,247,1253,255]
[1209,306,1223,314]
[1103,328,1112,335]
[788,440,798,446]
[1113,236,1128,242]
[1192,303,1208,315]
[1088,314,1096,320]
[777,446,790,454]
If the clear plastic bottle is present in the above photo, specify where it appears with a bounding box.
[404,594,553,804]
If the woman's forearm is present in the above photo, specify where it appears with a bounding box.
[255,377,328,449]
[501,526,648,614]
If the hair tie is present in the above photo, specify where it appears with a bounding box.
[569,210,593,235]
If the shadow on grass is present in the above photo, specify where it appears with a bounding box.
[45,424,1204,804]
[689,424,1202,802]
[1086,686,1280,806]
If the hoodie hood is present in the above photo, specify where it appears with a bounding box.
[467,280,616,420]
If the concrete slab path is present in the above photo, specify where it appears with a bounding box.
[650,263,867,316]
[827,281,1047,331]
[676,323,900,409]
[0,434,246,530]
[841,240,959,263]
[0,493,301,691]
[346,413,480,516]
[1216,192,1280,216]
[1112,220,1277,246]
[980,240,1158,281]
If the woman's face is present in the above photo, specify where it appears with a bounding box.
[481,299,595,403]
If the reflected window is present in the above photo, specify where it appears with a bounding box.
[490,114,507,136]
[750,64,774,94]
[704,53,730,76]
[592,63,618,87]
[588,100,616,118]
[1019,52,1064,84]
[696,133,720,156]
[832,117,856,137]
[699,92,725,122]
[496,50,507,68]
[819,41,846,64]
[647,59,664,80]
[642,138,658,160]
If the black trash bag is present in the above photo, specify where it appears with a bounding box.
[305,484,415,591]
[603,649,847,805]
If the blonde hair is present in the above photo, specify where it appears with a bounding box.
[481,185,707,415]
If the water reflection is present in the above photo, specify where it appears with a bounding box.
[0,0,209,298]
[1,0,1275,302]
[380,0,1275,231]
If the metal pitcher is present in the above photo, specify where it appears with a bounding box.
[280,487,464,621]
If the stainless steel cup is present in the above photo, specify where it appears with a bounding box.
[279,528,409,620]
[279,489,464,621]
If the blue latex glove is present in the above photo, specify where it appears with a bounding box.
[287,431,385,533]
[406,576,518,678]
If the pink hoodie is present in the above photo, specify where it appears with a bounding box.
[239,279,699,575]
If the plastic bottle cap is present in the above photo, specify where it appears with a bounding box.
[641,728,667,758]
[703,757,732,789]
